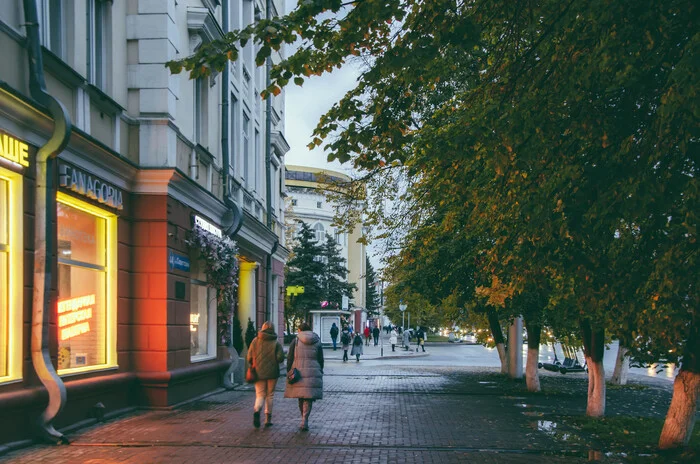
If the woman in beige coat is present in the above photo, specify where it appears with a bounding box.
[246,321,284,428]
[284,322,324,431]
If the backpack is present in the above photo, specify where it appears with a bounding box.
[341,333,350,345]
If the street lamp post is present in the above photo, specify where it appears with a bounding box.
[399,302,407,346]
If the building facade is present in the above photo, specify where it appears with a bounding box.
[285,165,367,333]
[0,0,288,448]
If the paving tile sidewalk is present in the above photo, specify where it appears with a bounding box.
[0,363,610,464]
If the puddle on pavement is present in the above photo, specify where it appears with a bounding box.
[531,420,574,442]
[522,411,544,417]
[478,381,496,384]
[537,420,556,434]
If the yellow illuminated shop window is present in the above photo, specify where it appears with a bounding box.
[56,193,117,375]
[0,167,22,384]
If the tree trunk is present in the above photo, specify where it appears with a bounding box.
[488,309,508,374]
[525,322,541,392]
[496,343,508,374]
[659,322,700,449]
[581,320,606,417]
[610,343,630,385]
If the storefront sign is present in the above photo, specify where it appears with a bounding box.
[194,215,222,237]
[57,294,95,341]
[58,162,124,210]
[0,131,30,167]
[168,250,191,272]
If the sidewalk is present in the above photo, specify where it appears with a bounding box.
[319,333,430,361]
[1,360,684,463]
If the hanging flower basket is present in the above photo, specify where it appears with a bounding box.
[187,225,239,346]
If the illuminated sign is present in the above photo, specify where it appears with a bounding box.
[58,162,124,210]
[0,132,30,167]
[194,215,222,237]
[57,294,95,341]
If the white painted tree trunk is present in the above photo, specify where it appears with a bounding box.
[659,370,700,449]
[610,345,630,385]
[496,343,508,374]
[526,348,541,392]
[586,357,606,417]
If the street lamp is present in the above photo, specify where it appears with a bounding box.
[399,302,407,345]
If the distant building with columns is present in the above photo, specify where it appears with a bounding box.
[285,165,367,334]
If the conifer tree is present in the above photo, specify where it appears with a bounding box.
[365,257,380,318]
[320,234,356,308]
[285,222,324,323]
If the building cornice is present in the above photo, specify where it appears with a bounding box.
[187,7,224,46]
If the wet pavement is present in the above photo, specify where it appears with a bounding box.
[0,341,689,463]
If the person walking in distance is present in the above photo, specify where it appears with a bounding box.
[351,332,364,362]
[284,322,324,432]
[372,326,380,346]
[330,322,339,351]
[390,328,398,352]
[416,327,426,352]
[340,327,351,362]
[402,329,410,351]
[363,326,371,346]
[246,321,285,428]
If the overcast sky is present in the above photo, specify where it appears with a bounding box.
[282,1,385,272]
[282,0,360,174]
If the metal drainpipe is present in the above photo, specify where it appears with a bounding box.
[221,0,243,239]
[22,0,71,444]
[264,0,275,324]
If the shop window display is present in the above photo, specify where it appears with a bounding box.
[0,178,8,377]
[190,258,215,359]
[57,197,115,373]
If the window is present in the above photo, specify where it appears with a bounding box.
[313,223,325,242]
[0,169,22,383]
[56,194,117,375]
[42,0,66,58]
[194,78,208,145]
[230,94,238,176]
[254,129,260,192]
[190,258,216,360]
[243,114,250,186]
[291,199,297,206]
[316,201,322,209]
[87,0,110,89]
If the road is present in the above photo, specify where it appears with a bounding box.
[358,339,676,385]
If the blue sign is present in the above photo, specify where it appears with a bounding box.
[168,250,190,272]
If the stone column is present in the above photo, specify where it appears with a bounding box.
[238,262,259,330]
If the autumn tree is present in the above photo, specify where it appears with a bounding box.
[168,0,698,448]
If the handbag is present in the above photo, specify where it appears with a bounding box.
[287,340,302,384]
[287,367,301,384]
[246,361,258,384]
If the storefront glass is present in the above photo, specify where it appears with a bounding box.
[190,259,215,360]
[0,167,21,383]
[57,195,116,374]
[0,178,8,377]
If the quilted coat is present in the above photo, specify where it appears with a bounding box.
[284,331,324,400]
[246,328,285,380]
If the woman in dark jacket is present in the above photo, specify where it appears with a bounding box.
[247,321,285,428]
[351,332,364,361]
[284,322,324,431]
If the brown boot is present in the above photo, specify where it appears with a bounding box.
[264,413,273,427]
[253,411,260,428]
